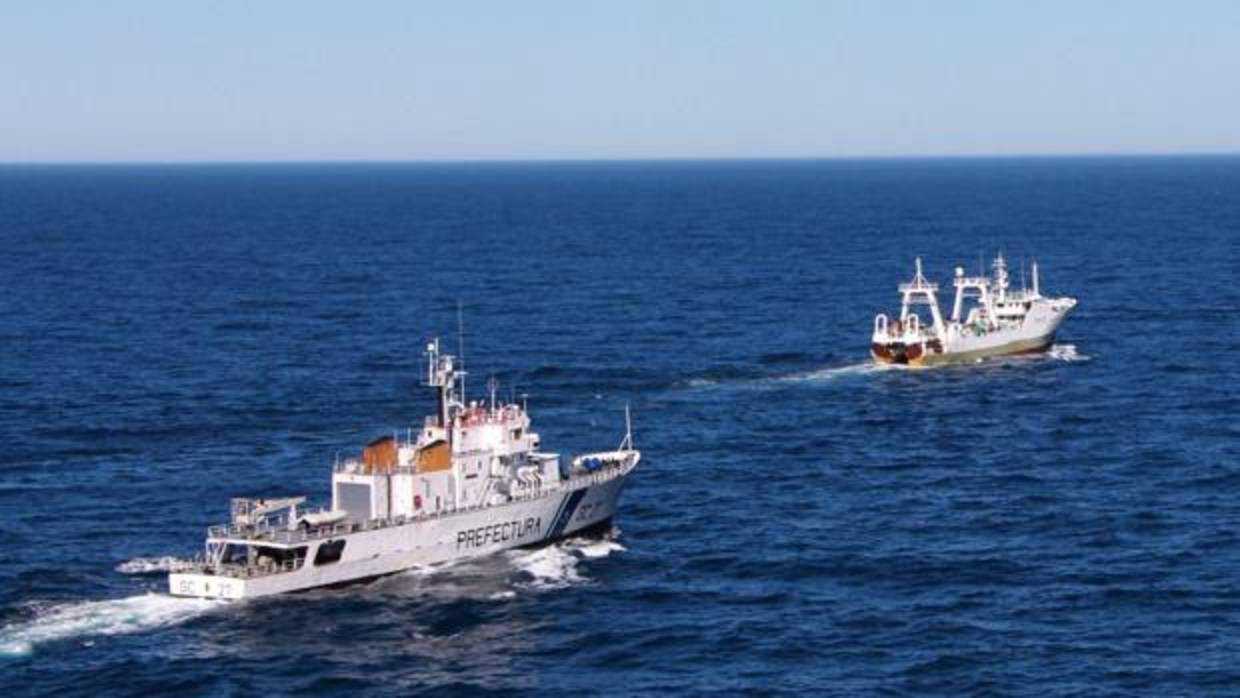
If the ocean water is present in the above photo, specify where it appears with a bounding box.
[0,158,1237,696]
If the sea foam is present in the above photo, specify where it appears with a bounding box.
[1047,343,1090,362]
[0,594,220,657]
[115,556,194,575]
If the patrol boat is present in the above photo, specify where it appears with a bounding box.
[871,254,1076,366]
[169,339,639,599]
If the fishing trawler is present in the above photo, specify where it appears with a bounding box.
[168,339,639,599]
[871,254,1076,366]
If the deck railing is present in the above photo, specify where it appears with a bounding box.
[205,457,634,547]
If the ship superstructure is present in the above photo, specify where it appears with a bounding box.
[169,339,639,599]
[871,254,1076,366]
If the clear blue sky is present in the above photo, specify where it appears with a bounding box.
[3,0,1238,162]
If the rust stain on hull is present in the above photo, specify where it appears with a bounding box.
[871,335,1054,368]
[870,343,907,365]
[871,340,941,367]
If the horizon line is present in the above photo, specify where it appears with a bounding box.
[2,150,1239,167]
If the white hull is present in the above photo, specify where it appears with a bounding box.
[915,302,1068,366]
[170,470,630,599]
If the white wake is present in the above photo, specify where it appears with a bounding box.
[374,530,628,600]
[506,533,627,591]
[0,594,220,657]
[115,556,196,575]
[1047,343,1090,362]
[776,361,899,383]
[682,361,895,391]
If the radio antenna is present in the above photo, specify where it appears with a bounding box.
[487,375,499,412]
[457,299,466,400]
[620,402,634,451]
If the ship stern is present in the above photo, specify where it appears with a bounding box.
[169,572,248,599]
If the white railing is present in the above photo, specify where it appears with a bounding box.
[874,313,944,343]
[206,456,635,546]
[204,556,307,580]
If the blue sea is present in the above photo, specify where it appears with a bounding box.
[1,158,1237,696]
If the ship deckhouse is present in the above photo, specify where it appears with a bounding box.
[331,339,560,522]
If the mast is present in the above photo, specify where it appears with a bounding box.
[623,403,633,451]
[424,338,462,429]
[457,300,466,402]
[992,252,1009,303]
[951,266,966,321]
